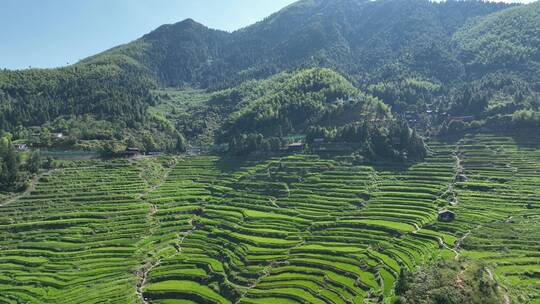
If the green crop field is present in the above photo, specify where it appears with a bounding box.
[1,133,539,304]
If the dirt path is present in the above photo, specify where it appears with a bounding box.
[136,217,198,304]
[0,169,60,207]
[486,268,511,304]
[134,161,178,304]
[453,230,471,260]
[410,222,463,258]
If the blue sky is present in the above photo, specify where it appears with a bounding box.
[0,0,534,70]
[0,0,296,70]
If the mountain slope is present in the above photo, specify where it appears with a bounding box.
[453,1,540,79]
[204,68,427,159]
[0,60,155,130]
[437,2,540,130]
[86,0,513,88]
[231,0,511,84]
[1,0,537,153]
[85,19,231,88]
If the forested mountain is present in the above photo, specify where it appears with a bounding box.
[211,68,426,159]
[0,61,155,130]
[454,1,540,76]
[83,18,230,88]
[1,0,539,155]
[441,1,540,132]
[88,0,512,88]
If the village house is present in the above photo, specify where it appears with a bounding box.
[287,142,305,153]
[52,133,65,139]
[14,144,29,151]
[121,148,141,158]
[313,142,355,153]
[438,209,456,222]
[452,116,475,123]
[148,151,163,157]
[188,145,202,156]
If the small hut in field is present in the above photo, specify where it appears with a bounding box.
[438,209,456,222]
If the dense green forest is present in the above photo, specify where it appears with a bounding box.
[0,60,154,129]
[0,58,186,153]
[212,69,426,159]
[1,0,540,157]
[2,0,539,155]
[85,0,512,88]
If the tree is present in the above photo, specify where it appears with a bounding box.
[102,142,126,156]
[126,137,141,149]
[40,128,52,147]
[175,133,187,152]
[27,151,41,174]
[395,268,410,295]
[0,144,19,189]
[44,157,55,170]
[142,131,158,152]
[0,136,10,156]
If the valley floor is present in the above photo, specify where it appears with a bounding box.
[0,133,539,304]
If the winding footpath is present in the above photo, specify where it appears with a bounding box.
[135,217,198,304]
[486,268,511,304]
[133,158,204,304]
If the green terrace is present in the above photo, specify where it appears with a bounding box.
[0,133,539,303]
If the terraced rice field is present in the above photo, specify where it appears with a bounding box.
[0,133,539,303]
[0,161,153,303]
[432,134,540,304]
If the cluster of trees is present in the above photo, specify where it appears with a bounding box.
[367,78,442,113]
[453,1,540,73]
[0,60,155,131]
[511,109,540,127]
[2,0,539,159]
[0,55,192,154]
[307,118,427,160]
[0,132,41,192]
[446,74,536,117]
[227,134,286,156]
[198,68,427,159]
[100,130,187,155]
[435,72,540,135]
[221,69,360,137]
[395,259,504,304]
[6,114,187,155]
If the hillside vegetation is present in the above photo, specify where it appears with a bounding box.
[1,1,540,303]
[86,0,511,88]
[454,1,540,74]
[2,0,539,154]
[211,69,426,159]
[0,60,154,129]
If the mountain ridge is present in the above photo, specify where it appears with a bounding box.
[85,0,515,88]
[1,0,539,154]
